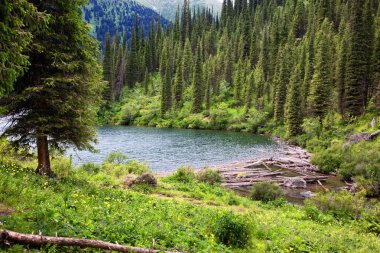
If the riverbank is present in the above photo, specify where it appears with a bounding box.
[100,84,380,197]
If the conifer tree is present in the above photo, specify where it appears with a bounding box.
[102,32,112,102]
[144,68,149,95]
[374,4,380,109]
[0,0,45,96]
[192,41,203,113]
[161,60,172,116]
[182,39,193,85]
[336,22,349,115]
[245,72,255,112]
[174,62,184,108]
[2,0,103,176]
[345,0,373,116]
[285,63,303,137]
[274,44,293,122]
[309,19,333,119]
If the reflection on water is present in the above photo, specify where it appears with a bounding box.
[67,126,284,172]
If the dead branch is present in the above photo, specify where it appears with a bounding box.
[0,230,180,253]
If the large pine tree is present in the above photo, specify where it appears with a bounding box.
[0,0,45,96]
[2,0,103,176]
[345,0,373,116]
[309,19,333,119]
[192,41,203,113]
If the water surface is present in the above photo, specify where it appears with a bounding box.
[68,126,283,172]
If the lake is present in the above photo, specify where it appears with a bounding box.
[68,126,284,172]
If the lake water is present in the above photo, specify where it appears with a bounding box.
[68,126,284,172]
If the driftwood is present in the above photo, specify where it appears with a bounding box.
[212,142,332,192]
[347,130,380,143]
[0,230,180,253]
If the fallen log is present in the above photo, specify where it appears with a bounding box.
[0,230,180,253]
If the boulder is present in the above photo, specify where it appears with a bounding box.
[300,191,316,198]
[134,173,157,186]
[284,177,307,188]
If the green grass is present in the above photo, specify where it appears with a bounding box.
[1,158,380,252]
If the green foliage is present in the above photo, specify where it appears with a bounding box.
[250,182,284,203]
[311,145,344,173]
[0,0,46,96]
[339,141,380,196]
[104,152,128,164]
[103,152,151,177]
[213,213,251,248]
[169,166,197,183]
[197,168,222,185]
[78,162,102,174]
[305,191,380,234]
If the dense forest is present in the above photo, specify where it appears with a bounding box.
[104,0,380,125]
[83,0,170,46]
[101,0,380,195]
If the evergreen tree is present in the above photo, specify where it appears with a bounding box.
[309,19,333,119]
[2,0,103,176]
[285,63,303,137]
[102,32,113,102]
[192,41,203,113]
[336,21,349,115]
[182,38,193,85]
[274,44,293,122]
[174,61,184,108]
[161,60,172,116]
[245,72,255,112]
[345,0,373,116]
[144,68,149,95]
[374,4,380,109]
[0,0,45,96]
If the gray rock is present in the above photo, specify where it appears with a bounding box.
[284,177,307,188]
[300,191,316,198]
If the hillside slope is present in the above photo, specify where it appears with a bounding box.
[137,0,222,20]
[83,0,170,45]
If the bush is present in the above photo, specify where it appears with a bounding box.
[338,141,380,196]
[51,156,73,178]
[104,152,128,164]
[103,152,151,177]
[213,213,251,248]
[305,190,380,234]
[79,162,101,174]
[311,145,343,173]
[170,166,197,183]
[197,169,222,185]
[250,182,284,202]
[306,191,366,220]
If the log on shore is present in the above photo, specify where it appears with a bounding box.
[0,230,180,253]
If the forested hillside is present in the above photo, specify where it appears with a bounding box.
[137,0,222,20]
[102,0,380,195]
[83,0,170,45]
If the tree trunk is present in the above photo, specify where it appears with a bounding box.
[36,135,53,177]
[0,230,180,253]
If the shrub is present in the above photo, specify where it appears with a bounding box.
[213,213,251,248]
[306,191,380,234]
[311,145,343,173]
[170,166,197,183]
[51,156,73,178]
[339,141,380,196]
[197,169,222,185]
[104,152,128,164]
[250,182,284,202]
[79,162,101,174]
[305,191,366,220]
